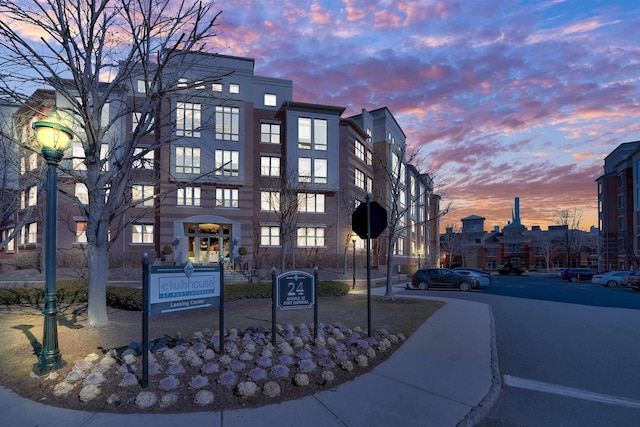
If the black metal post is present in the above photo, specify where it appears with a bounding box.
[314,266,318,343]
[352,239,356,290]
[366,194,372,338]
[219,255,225,355]
[142,253,149,387]
[271,267,277,349]
[33,157,66,375]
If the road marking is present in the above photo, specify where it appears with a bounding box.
[503,375,640,409]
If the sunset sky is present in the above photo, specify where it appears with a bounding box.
[208,0,640,232]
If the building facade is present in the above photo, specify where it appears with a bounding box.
[0,52,439,274]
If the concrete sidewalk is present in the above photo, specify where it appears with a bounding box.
[1,290,500,427]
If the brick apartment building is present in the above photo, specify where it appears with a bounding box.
[0,52,440,274]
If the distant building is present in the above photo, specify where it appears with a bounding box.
[441,197,598,270]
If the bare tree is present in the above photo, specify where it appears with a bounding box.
[533,231,560,271]
[554,208,584,268]
[0,0,222,326]
[440,224,462,268]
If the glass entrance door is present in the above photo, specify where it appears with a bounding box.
[186,222,231,265]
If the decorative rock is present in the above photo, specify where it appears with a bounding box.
[321,370,335,383]
[293,373,309,386]
[118,372,139,387]
[159,375,180,391]
[236,381,258,397]
[194,390,214,406]
[160,393,178,408]
[106,394,121,406]
[263,381,281,398]
[189,375,209,389]
[134,391,158,409]
[83,372,106,386]
[53,382,74,397]
[355,354,369,367]
[79,384,101,402]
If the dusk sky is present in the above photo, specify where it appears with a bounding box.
[208,0,640,232]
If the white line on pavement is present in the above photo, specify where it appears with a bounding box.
[503,375,640,409]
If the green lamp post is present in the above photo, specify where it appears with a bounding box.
[32,108,73,375]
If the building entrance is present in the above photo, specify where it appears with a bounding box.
[187,222,231,265]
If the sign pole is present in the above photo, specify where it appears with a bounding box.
[141,253,149,388]
[271,267,277,349]
[219,255,225,355]
[366,194,372,338]
[313,266,318,343]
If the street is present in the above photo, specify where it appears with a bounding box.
[397,274,640,426]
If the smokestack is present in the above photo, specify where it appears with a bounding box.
[515,197,520,222]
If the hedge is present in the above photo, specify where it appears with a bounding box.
[0,279,350,311]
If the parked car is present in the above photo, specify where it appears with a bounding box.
[627,270,640,292]
[409,268,479,291]
[591,271,632,288]
[556,268,570,278]
[453,267,491,287]
[560,268,599,282]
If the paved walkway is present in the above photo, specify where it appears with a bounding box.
[1,286,500,427]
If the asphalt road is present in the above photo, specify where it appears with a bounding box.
[397,274,640,427]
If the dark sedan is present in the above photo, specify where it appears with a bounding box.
[560,268,599,283]
[626,270,640,292]
[409,268,479,292]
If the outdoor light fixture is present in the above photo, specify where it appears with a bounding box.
[417,250,422,269]
[351,233,358,290]
[32,108,73,375]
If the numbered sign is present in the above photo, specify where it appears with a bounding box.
[276,271,315,310]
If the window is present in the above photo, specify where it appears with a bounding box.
[508,244,521,253]
[297,226,325,247]
[6,228,14,251]
[216,188,239,208]
[215,106,240,141]
[72,141,86,170]
[25,222,37,245]
[314,119,327,150]
[195,80,205,89]
[355,169,366,190]
[261,191,280,212]
[132,112,154,134]
[264,93,277,106]
[298,193,325,213]
[137,80,146,93]
[177,78,188,88]
[261,123,280,144]
[21,153,37,173]
[298,158,327,184]
[133,148,154,169]
[27,185,37,207]
[618,173,624,187]
[76,221,87,243]
[75,183,89,204]
[298,118,311,149]
[20,190,25,210]
[618,216,625,230]
[215,150,239,176]
[212,83,222,92]
[175,147,201,174]
[355,140,366,162]
[260,156,280,176]
[132,223,153,244]
[229,83,240,94]
[618,194,624,209]
[176,102,201,137]
[394,238,404,255]
[260,226,280,246]
[177,186,201,206]
[132,184,154,207]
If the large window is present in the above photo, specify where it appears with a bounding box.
[260,123,280,144]
[76,221,87,244]
[75,183,89,205]
[215,106,239,141]
[132,223,153,244]
[260,226,280,246]
[216,188,239,208]
[133,148,154,169]
[260,156,280,177]
[176,147,201,174]
[24,222,37,245]
[261,191,280,212]
[215,150,239,176]
[176,102,201,137]
[298,193,325,213]
[297,226,325,247]
[264,93,277,107]
[298,158,327,184]
[132,184,154,207]
[355,169,366,190]
[298,118,327,150]
[27,185,37,207]
[177,186,201,207]
[132,112,154,134]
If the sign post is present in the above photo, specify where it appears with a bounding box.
[271,269,318,348]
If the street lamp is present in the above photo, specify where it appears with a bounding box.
[32,108,73,375]
[417,249,421,269]
[351,233,358,290]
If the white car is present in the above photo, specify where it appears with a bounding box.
[453,268,491,287]
[591,271,632,288]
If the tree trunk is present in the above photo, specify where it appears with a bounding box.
[87,241,109,326]
[385,237,395,298]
